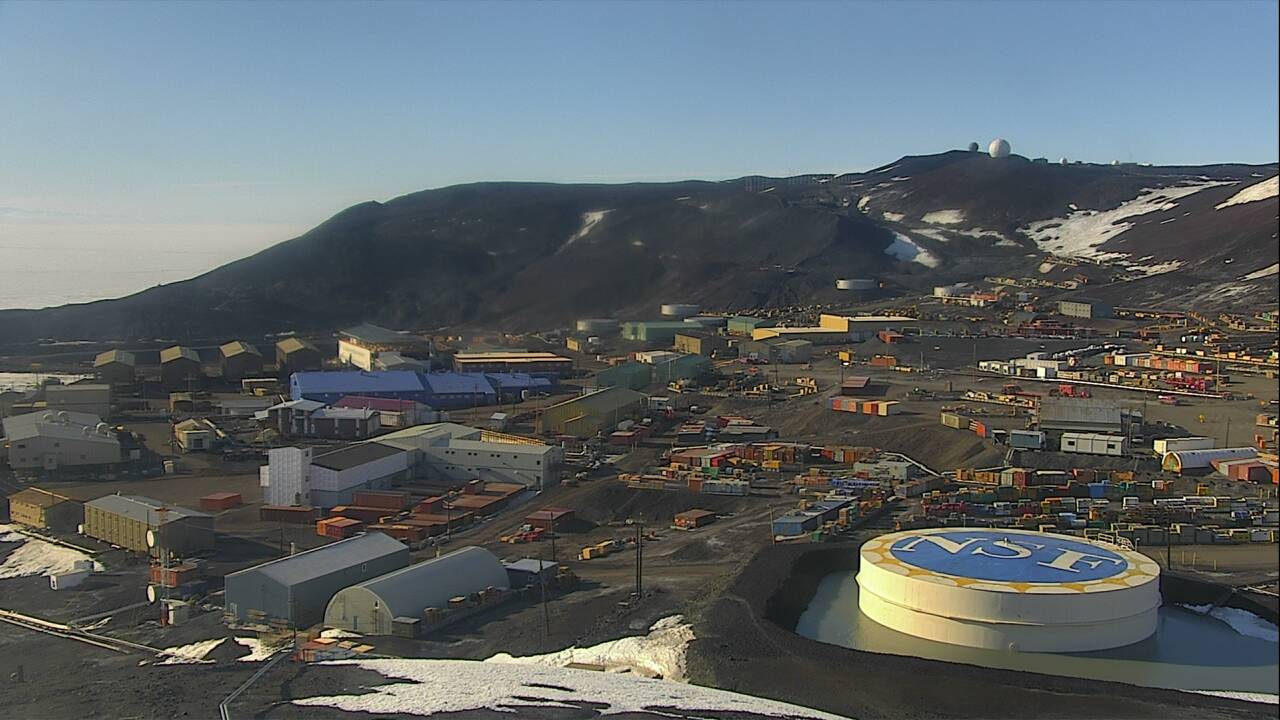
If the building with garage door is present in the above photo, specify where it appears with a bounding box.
[219,341,264,383]
[224,532,409,628]
[323,545,508,635]
[93,350,137,386]
[160,346,203,390]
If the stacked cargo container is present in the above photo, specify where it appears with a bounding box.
[317,517,364,538]
[830,398,901,416]
[260,505,318,524]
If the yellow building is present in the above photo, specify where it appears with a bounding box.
[6,488,84,532]
[537,387,645,437]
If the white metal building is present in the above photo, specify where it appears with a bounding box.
[1060,432,1128,456]
[259,443,410,508]
[858,528,1160,652]
[45,384,112,417]
[323,546,509,635]
[377,423,562,490]
[2,411,121,471]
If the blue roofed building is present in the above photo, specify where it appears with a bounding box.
[290,371,498,409]
[484,373,555,400]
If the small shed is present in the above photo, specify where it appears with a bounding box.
[503,558,558,589]
[525,506,574,531]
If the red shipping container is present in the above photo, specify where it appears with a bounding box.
[329,505,396,524]
[260,505,318,524]
[199,492,243,512]
[351,491,409,510]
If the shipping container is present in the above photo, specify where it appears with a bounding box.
[199,492,243,512]
[259,505,318,524]
[351,491,410,510]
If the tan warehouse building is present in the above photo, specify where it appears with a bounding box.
[83,495,214,557]
[220,341,264,382]
[276,337,322,374]
[93,349,137,386]
[160,346,203,390]
[536,386,645,437]
[7,488,84,532]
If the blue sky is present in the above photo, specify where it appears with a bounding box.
[1,0,1277,234]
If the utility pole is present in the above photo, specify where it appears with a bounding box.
[539,548,551,639]
[549,515,557,565]
[634,522,643,600]
[1224,417,1231,448]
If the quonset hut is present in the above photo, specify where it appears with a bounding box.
[857,528,1159,652]
[323,546,509,635]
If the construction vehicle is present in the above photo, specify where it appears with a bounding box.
[1048,383,1091,398]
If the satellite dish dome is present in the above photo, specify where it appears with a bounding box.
[1111,159,1121,166]
[967,142,980,152]
[1060,158,1068,165]
[988,138,1011,158]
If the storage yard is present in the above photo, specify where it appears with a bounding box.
[1,301,1277,718]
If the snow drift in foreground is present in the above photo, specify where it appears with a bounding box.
[1182,604,1279,643]
[1190,690,1280,705]
[1021,181,1229,261]
[885,232,940,268]
[0,524,93,579]
[487,615,693,680]
[1240,263,1278,281]
[293,659,847,719]
[1215,176,1278,210]
[158,638,225,665]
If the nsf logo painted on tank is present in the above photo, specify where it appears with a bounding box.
[888,531,1128,583]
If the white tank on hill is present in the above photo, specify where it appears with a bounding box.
[988,138,1011,158]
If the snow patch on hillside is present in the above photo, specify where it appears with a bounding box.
[1240,263,1278,280]
[921,209,964,225]
[558,210,612,254]
[885,233,940,268]
[234,636,283,662]
[1021,181,1230,261]
[1215,176,1278,210]
[914,228,951,243]
[293,659,846,719]
[881,211,905,222]
[0,524,93,579]
[487,616,693,680]
[1127,259,1184,277]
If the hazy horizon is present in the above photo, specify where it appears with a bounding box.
[1,0,1277,309]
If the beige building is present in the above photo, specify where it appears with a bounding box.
[673,332,727,357]
[82,495,214,557]
[7,488,84,532]
[219,341,264,382]
[45,383,112,417]
[161,346,203,390]
[93,350,137,386]
[537,386,645,437]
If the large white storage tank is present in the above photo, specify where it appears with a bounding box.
[660,303,700,319]
[858,528,1160,652]
[575,318,620,335]
[836,278,878,291]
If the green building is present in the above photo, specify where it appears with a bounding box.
[596,361,653,391]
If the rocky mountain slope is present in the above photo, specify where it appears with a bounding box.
[0,151,1274,342]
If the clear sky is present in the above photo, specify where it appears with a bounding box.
[1,0,1277,291]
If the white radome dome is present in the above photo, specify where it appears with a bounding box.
[988,138,1011,158]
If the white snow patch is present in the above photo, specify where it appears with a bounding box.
[1068,203,1079,211]
[881,211,905,222]
[234,636,282,662]
[631,240,645,247]
[885,232,940,268]
[1215,176,1278,209]
[293,658,845,719]
[1158,218,1177,224]
[913,228,951,243]
[1021,181,1230,260]
[1182,604,1279,642]
[159,637,225,664]
[1190,690,1279,705]
[320,628,362,639]
[487,616,692,681]
[1240,263,1279,280]
[994,238,1021,247]
[1038,262,1056,274]
[0,524,93,579]
[857,196,871,211]
[557,210,611,254]
[874,163,899,174]
[1125,259,1184,277]
[921,209,965,225]
[890,176,911,182]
